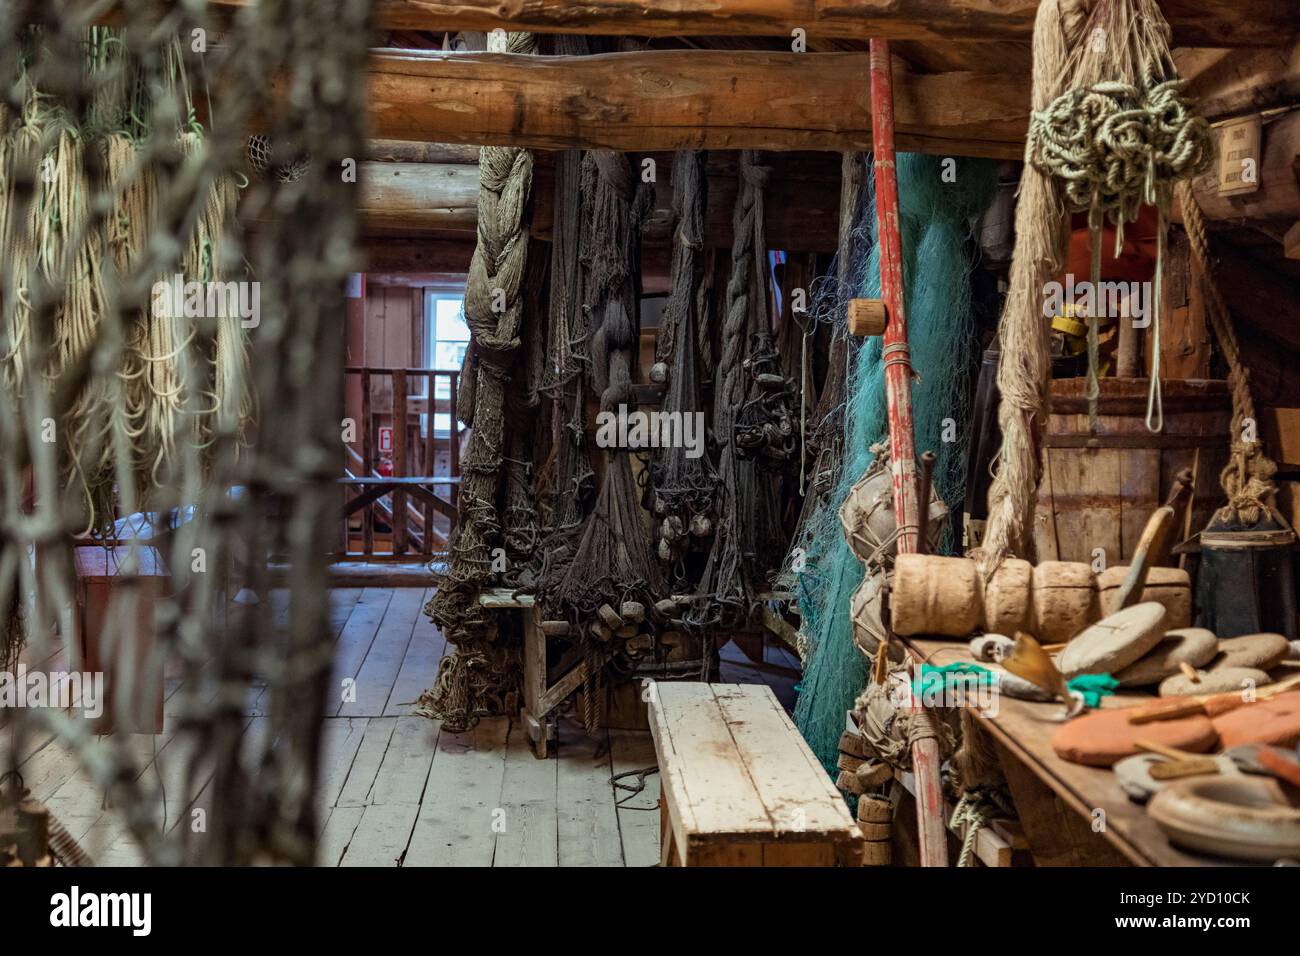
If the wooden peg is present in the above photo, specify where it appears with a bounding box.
[848,298,888,336]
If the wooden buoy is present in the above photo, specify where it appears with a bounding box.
[891,553,1191,639]
[983,558,1033,635]
[847,298,888,336]
[889,554,983,637]
[540,620,572,636]
[856,796,893,824]
[597,604,624,630]
[620,601,646,624]
[625,633,654,655]
[1032,561,1097,643]
[1098,566,1191,627]
[860,839,892,866]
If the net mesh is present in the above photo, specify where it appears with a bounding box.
[1,0,371,864]
[789,153,998,773]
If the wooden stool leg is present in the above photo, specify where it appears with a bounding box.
[658,786,677,867]
[522,608,549,758]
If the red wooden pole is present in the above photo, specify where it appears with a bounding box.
[869,37,948,868]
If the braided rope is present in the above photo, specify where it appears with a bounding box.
[1178,179,1279,527]
[422,31,538,731]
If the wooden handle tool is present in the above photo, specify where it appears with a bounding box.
[1112,468,1194,611]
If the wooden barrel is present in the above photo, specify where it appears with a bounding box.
[1033,378,1231,567]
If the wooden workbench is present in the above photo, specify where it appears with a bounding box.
[905,636,1241,867]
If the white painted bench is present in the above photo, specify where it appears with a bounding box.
[649,682,866,866]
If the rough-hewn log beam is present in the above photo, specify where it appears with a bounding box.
[358,161,479,231]
[110,1,1298,48]
[344,153,843,250]
[362,50,1027,158]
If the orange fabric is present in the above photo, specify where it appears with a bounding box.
[1063,205,1160,284]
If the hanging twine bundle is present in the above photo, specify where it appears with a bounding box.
[650,151,720,580]
[1,30,248,534]
[978,0,1086,569]
[689,150,772,627]
[422,30,538,732]
[537,40,595,536]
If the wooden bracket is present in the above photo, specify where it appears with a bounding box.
[847,298,888,336]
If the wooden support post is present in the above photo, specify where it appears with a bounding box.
[361,368,374,555]
[448,370,461,481]
[392,369,408,555]
[870,37,946,868]
[344,273,366,554]
[521,606,551,759]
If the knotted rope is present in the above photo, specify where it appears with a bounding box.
[949,787,1015,868]
[852,673,958,771]
[1177,179,1278,527]
[1028,74,1212,431]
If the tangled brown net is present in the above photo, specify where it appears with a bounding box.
[537,149,660,725]
[688,150,779,628]
[649,151,720,587]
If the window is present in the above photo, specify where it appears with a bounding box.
[425,291,468,435]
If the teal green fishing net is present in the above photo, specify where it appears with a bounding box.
[791,153,998,773]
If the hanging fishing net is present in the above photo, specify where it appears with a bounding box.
[1,0,371,864]
[788,153,999,773]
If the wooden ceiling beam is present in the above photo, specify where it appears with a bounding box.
[115,1,1297,48]
[358,50,1028,158]
[335,153,843,251]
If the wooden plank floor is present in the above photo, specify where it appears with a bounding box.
[2,586,798,867]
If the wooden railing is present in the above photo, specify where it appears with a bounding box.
[341,366,461,560]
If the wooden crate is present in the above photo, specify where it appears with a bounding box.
[1034,378,1231,567]
[649,682,865,866]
